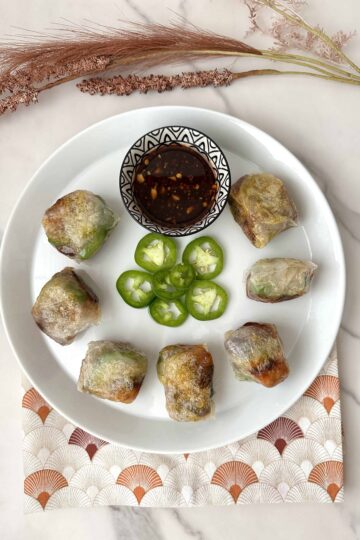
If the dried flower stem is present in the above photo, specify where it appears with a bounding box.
[77,68,360,100]
[77,68,236,95]
[255,0,360,74]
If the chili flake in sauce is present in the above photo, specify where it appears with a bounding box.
[133,143,218,228]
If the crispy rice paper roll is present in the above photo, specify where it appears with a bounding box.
[31,267,100,345]
[78,341,148,404]
[228,174,298,248]
[157,344,214,421]
[42,190,119,261]
[246,258,317,302]
[224,323,289,388]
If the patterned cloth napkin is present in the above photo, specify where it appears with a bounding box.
[22,347,343,512]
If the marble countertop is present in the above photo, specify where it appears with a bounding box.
[1,0,360,538]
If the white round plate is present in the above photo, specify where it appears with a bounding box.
[0,106,345,453]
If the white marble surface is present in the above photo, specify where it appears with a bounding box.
[0,0,360,538]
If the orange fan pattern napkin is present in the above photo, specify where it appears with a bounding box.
[22,348,343,512]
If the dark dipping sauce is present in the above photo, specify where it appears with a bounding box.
[133,143,218,228]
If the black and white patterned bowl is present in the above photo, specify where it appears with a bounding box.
[119,125,231,237]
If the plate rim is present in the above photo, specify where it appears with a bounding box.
[0,105,346,453]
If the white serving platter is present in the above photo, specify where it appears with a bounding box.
[0,106,345,453]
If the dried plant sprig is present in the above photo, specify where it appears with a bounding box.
[77,69,237,96]
[243,0,359,79]
[251,0,360,72]
[77,67,360,100]
[271,21,356,63]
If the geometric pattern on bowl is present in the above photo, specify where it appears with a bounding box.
[119,126,231,236]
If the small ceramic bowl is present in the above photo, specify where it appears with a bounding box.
[119,125,231,237]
